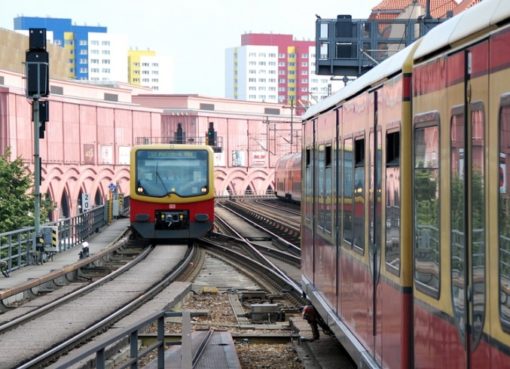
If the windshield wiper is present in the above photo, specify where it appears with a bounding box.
[155,162,170,195]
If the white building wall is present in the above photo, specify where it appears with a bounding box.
[226,45,278,103]
[88,32,128,83]
[139,54,173,93]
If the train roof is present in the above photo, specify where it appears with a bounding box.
[302,0,510,122]
[302,41,417,121]
[415,0,510,60]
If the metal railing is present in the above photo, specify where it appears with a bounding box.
[51,311,192,369]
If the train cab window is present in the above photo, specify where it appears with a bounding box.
[343,138,353,245]
[306,149,311,166]
[414,114,440,298]
[385,130,401,275]
[353,137,365,253]
[499,99,510,332]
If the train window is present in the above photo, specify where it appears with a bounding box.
[324,145,333,233]
[470,103,486,346]
[414,114,440,298]
[385,130,401,275]
[353,137,365,253]
[386,131,400,166]
[325,145,332,167]
[343,138,353,245]
[305,147,313,223]
[499,99,510,333]
[450,110,466,337]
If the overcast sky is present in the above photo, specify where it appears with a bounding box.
[0,0,381,96]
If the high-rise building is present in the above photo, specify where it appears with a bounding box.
[14,16,107,80]
[226,33,337,110]
[128,49,173,92]
[88,32,128,83]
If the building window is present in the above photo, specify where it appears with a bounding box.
[269,70,276,74]
[259,78,266,82]
[101,40,110,46]
[302,62,308,67]
[279,70,286,75]
[80,49,88,55]
[91,40,99,46]
[302,70,309,75]
[288,62,295,67]
[302,53,309,58]
[249,78,256,82]
[259,61,266,66]
[258,53,266,57]
[269,61,276,66]
[102,59,110,64]
[269,53,276,57]
[152,62,159,67]
[91,49,99,54]
[279,78,286,83]
[278,53,286,58]
[102,50,110,55]
[152,78,159,82]
[142,78,149,82]
[79,40,87,46]
[288,70,296,75]
[249,70,256,74]
[289,79,295,83]
[142,70,150,75]
[79,58,87,64]
[91,68,99,73]
[249,61,256,66]
[249,52,256,57]
[102,68,110,73]
[279,62,286,67]
[249,94,256,99]
[249,86,256,91]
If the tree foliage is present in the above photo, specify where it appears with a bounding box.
[0,148,54,233]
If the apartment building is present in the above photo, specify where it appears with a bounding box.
[226,33,336,110]
[128,49,172,92]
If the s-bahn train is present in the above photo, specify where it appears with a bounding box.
[130,144,214,242]
[301,1,510,368]
[274,152,301,202]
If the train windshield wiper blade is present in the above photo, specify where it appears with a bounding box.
[155,162,170,195]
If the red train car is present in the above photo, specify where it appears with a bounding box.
[301,1,510,368]
[275,152,301,202]
[130,144,214,242]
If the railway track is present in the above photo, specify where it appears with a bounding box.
[1,244,194,369]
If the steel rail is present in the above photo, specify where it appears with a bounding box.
[15,245,197,369]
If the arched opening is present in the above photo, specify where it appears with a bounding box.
[266,185,274,195]
[60,191,70,219]
[78,188,84,214]
[45,190,54,222]
[226,186,234,196]
[94,188,103,206]
[244,185,253,195]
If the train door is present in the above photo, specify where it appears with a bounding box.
[369,89,383,362]
[448,41,488,369]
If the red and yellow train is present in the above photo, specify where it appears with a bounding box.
[129,144,214,242]
[275,152,301,202]
[301,1,510,368]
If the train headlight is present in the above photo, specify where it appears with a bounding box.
[137,186,144,193]
[201,186,207,193]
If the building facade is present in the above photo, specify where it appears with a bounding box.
[14,16,107,80]
[88,32,128,83]
[128,49,173,92]
[225,33,338,112]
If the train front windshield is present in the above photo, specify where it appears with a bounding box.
[135,149,209,197]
